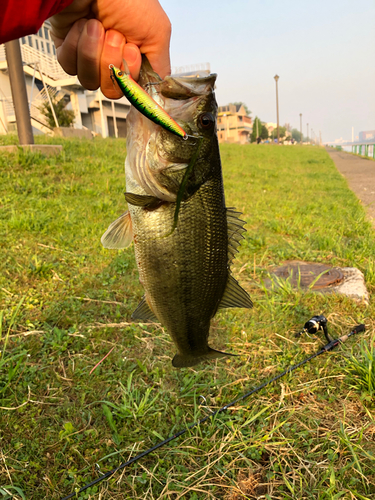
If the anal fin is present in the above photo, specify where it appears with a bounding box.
[131,296,159,322]
[218,274,253,310]
[101,211,133,249]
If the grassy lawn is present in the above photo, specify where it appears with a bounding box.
[0,137,374,499]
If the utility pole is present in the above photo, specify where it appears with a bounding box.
[307,123,309,143]
[319,130,322,146]
[5,39,34,145]
[274,75,280,144]
[299,113,302,145]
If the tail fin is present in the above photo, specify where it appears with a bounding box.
[172,347,237,368]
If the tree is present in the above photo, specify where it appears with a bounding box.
[291,128,303,142]
[260,125,269,140]
[229,102,251,116]
[250,116,262,142]
[39,96,75,128]
[270,125,287,142]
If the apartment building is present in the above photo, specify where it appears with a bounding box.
[217,104,252,144]
[0,21,130,137]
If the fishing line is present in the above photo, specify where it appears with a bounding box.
[61,321,365,500]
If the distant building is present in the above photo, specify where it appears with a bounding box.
[359,130,375,142]
[217,104,252,144]
[0,21,130,137]
[264,122,277,138]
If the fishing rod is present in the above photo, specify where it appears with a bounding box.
[61,320,365,500]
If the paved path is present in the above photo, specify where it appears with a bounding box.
[326,148,375,226]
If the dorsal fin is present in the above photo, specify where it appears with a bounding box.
[101,211,133,249]
[227,207,246,264]
[218,274,253,310]
[122,58,130,75]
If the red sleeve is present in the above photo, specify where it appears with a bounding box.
[0,0,75,44]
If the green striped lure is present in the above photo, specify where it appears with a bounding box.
[109,62,188,140]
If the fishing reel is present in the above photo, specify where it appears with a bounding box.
[295,315,331,343]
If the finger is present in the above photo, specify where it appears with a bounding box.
[77,19,105,90]
[123,43,142,81]
[144,46,171,80]
[100,30,126,99]
[142,18,171,78]
[52,18,86,76]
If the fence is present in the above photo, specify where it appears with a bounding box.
[352,144,375,159]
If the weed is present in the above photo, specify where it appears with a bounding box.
[344,339,375,399]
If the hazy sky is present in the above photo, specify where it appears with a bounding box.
[162,0,375,143]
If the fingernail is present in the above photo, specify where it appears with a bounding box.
[106,30,124,48]
[87,21,102,39]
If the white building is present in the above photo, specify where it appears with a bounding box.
[0,21,130,137]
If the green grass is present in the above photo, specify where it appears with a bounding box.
[0,138,374,499]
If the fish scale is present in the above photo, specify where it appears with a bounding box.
[131,176,228,354]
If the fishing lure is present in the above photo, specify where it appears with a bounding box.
[109,62,188,140]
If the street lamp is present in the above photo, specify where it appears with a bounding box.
[307,123,309,143]
[274,75,280,144]
[299,113,302,145]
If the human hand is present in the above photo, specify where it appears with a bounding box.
[49,0,171,98]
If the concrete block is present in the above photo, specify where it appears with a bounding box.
[328,267,369,305]
[0,144,63,156]
[54,127,93,139]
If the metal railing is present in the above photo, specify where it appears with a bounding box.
[21,44,70,80]
[352,143,375,159]
[29,86,65,127]
[171,62,210,76]
[1,86,65,129]
[0,43,70,81]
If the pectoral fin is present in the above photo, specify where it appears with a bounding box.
[131,296,159,322]
[125,192,162,210]
[101,211,133,249]
[218,274,253,310]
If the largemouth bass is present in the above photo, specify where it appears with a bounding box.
[102,57,252,368]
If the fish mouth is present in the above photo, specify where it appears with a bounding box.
[138,55,217,100]
[126,56,217,201]
[160,74,217,100]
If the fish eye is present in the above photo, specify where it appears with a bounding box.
[117,70,124,77]
[198,113,215,130]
